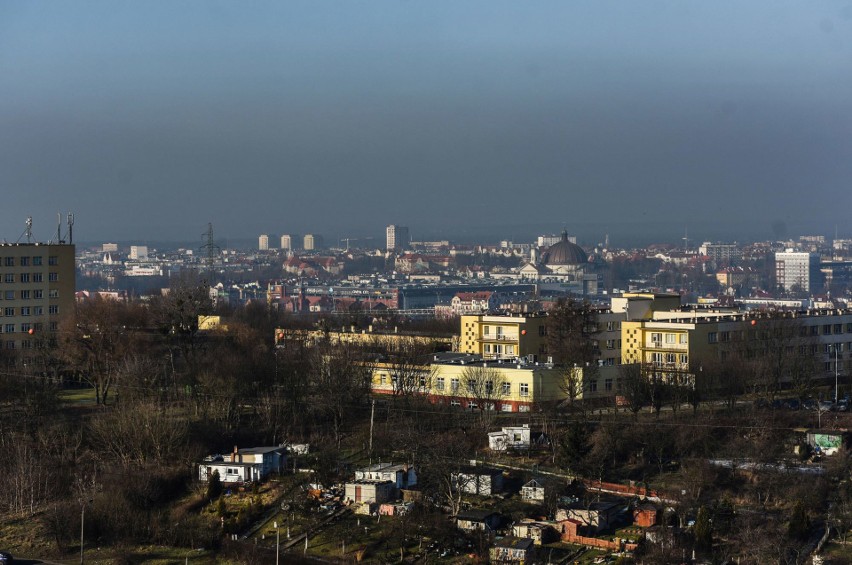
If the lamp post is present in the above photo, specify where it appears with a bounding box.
[834,344,840,404]
[274,521,280,565]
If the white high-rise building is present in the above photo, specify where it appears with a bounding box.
[129,245,148,260]
[775,250,821,294]
[280,234,297,251]
[304,234,323,251]
[386,225,410,251]
[258,234,269,251]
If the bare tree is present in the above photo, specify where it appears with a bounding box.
[58,295,145,405]
[618,363,647,420]
[461,363,509,428]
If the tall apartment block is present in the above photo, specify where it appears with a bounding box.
[303,234,324,251]
[775,250,821,294]
[0,243,75,352]
[386,225,410,251]
[280,234,297,251]
[258,234,269,251]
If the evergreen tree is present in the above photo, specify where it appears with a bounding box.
[693,505,712,551]
[787,501,810,541]
[207,470,223,501]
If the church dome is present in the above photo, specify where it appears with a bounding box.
[542,231,588,265]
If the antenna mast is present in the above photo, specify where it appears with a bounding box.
[67,213,74,244]
[200,222,220,282]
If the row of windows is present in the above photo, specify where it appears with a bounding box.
[650,332,688,345]
[1,256,59,267]
[2,305,59,316]
[1,321,58,333]
[483,343,515,355]
[1,289,59,300]
[2,272,59,283]
[433,377,530,396]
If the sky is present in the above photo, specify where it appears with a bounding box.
[1,1,851,246]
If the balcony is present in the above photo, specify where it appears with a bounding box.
[480,335,518,342]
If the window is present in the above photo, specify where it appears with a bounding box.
[720,331,730,342]
[20,256,30,266]
[835,324,844,334]
[21,323,31,333]
[665,333,676,344]
[519,383,529,397]
[501,403,514,412]
[380,374,387,385]
[4,323,15,332]
[49,290,58,298]
[419,374,427,388]
[20,290,30,299]
[436,377,445,391]
[4,308,13,316]
[19,273,29,283]
[5,340,14,349]
[4,274,13,283]
[606,339,615,349]
[652,352,664,364]
[505,345,514,356]
[824,325,832,335]
[34,290,43,299]
[21,307,30,316]
[605,378,613,391]
[538,325,547,336]
[48,273,58,282]
[49,322,58,331]
[811,326,819,336]
[4,291,12,300]
[483,326,490,336]
[450,399,461,407]
[21,340,31,349]
[501,382,511,395]
[32,256,42,266]
[666,353,676,364]
[48,256,58,266]
[485,380,494,395]
[450,378,459,392]
[708,332,718,344]
[33,273,43,283]
[484,344,491,353]
[651,332,662,344]
[4,257,13,267]
[679,354,688,365]
[589,380,597,392]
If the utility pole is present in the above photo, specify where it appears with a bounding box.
[80,503,85,565]
[369,399,376,461]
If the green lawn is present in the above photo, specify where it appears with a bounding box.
[58,387,97,404]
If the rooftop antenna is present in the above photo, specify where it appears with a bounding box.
[682,227,689,253]
[54,213,63,244]
[16,216,34,244]
[67,213,74,244]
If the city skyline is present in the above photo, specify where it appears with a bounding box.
[2,2,851,241]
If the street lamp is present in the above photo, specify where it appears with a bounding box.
[274,521,280,565]
[833,344,840,404]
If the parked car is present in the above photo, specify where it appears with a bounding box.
[819,400,834,412]
[0,550,14,564]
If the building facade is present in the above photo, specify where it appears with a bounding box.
[775,250,821,294]
[258,234,269,251]
[0,243,75,352]
[280,234,296,251]
[386,224,410,251]
[303,234,323,251]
